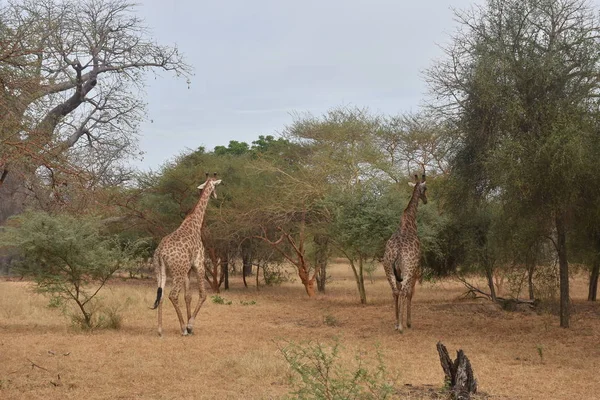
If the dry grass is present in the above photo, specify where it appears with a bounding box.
[0,262,599,400]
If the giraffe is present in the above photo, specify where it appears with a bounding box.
[151,173,222,336]
[382,173,427,333]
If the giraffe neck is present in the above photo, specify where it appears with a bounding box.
[400,186,420,233]
[182,183,214,234]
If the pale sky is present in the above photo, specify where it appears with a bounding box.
[133,0,478,170]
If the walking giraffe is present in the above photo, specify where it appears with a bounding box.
[382,173,427,332]
[151,173,222,336]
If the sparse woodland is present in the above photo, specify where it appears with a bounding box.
[1,0,600,399]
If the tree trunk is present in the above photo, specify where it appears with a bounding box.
[256,263,260,290]
[484,262,496,302]
[313,234,329,293]
[437,342,478,400]
[241,242,253,288]
[555,214,570,328]
[223,257,229,291]
[527,260,536,301]
[358,257,366,305]
[348,257,367,304]
[588,259,599,301]
[297,266,316,297]
[316,265,327,292]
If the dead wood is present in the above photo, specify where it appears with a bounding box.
[456,276,536,310]
[437,342,478,400]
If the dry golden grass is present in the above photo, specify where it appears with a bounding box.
[1,262,599,400]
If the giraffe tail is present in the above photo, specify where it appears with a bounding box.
[151,254,166,310]
[392,258,403,283]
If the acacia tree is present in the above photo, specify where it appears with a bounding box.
[0,211,139,328]
[376,112,457,179]
[0,0,190,203]
[245,153,328,297]
[281,107,381,298]
[328,185,401,304]
[428,0,600,327]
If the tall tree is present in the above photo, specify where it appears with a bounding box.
[0,0,190,203]
[282,107,381,298]
[428,0,600,327]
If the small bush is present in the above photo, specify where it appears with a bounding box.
[323,314,338,327]
[69,298,129,330]
[280,339,396,400]
[211,295,232,305]
[263,262,293,285]
[47,296,65,310]
[240,300,256,306]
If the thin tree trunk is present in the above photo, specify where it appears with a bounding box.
[348,257,367,304]
[588,259,599,301]
[555,213,570,328]
[484,262,496,302]
[223,257,229,291]
[314,234,329,293]
[527,261,536,301]
[316,265,327,292]
[358,257,366,305]
[242,246,252,288]
[256,263,260,291]
[0,169,8,189]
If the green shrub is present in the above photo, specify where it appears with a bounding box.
[211,295,232,305]
[280,339,396,400]
[0,211,141,329]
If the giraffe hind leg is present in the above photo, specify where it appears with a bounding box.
[168,277,189,336]
[396,292,404,333]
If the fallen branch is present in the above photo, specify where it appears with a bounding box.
[27,358,49,372]
[456,275,536,310]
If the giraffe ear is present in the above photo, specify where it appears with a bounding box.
[214,179,222,185]
[197,182,206,190]
[408,182,416,187]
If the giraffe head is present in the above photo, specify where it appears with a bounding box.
[408,174,427,204]
[197,172,222,198]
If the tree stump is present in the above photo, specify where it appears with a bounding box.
[436,342,478,400]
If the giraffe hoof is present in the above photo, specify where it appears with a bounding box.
[186,327,193,335]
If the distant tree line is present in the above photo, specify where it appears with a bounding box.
[1,0,600,330]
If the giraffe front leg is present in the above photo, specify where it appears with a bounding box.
[406,284,415,328]
[184,271,192,330]
[187,259,208,335]
[393,291,400,331]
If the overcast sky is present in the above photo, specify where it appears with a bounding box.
[133,0,479,170]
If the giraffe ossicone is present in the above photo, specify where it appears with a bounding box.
[382,173,427,333]
[151,173,222,336]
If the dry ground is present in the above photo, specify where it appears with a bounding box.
[0,262,599,400]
